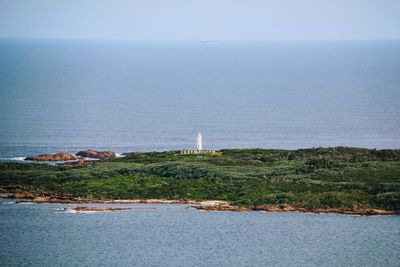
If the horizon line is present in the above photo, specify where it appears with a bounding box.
[1,37,400,42]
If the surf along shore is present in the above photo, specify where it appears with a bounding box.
[1,147,399,216]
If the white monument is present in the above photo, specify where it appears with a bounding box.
[197,132,203,151]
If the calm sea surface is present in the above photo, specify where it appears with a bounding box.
[1,40,399,267]
[0,39,399,158]
[0,200,399,267]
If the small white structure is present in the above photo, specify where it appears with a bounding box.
[197,132,203,151]
[180,132,218,154]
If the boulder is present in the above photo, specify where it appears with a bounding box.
[25,152,78,161]
[76,149,116,160]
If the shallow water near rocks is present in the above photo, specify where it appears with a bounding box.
[0,199,399,267]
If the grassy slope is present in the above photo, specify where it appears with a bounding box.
[0,147,399,210]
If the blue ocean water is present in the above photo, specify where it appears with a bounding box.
[0,39,399,158]
[0,200,399,267]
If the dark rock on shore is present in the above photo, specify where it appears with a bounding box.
[25,152,78,161]
[193,205,251,212]
[76,149,116,160]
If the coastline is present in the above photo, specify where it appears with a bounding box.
[193,203,400,215]
[0,190,227,206]
[1,190,398,216]
[1,147,399,216]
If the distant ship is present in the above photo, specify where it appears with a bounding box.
[200,38,218,43]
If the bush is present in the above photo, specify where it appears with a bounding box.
[375,192,400,210]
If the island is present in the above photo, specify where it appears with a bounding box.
[1,147,399,215]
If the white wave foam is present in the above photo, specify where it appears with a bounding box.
[64,210,101,214]
[62,209,78,214]
[0,157,26,161]
[13,156,27,160]
[58,208,105,214]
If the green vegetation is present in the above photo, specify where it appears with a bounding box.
[1,147,400,210]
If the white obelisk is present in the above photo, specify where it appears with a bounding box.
[197,132,203,151]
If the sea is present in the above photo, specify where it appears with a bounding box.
[0,200,399,267]
[0,40,400,266]
[0,39,399,159]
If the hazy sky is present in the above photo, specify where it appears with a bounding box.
[0,0,399,40]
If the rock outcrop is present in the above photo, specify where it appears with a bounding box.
[253,204,399,215]
[254,204,297,212]
[76,149,116,160]
[193,205,251,212]
[62,206,131,213]
[25,152,78,161]
[194,203,400,215]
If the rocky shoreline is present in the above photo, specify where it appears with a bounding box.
[1,189,398,215]
[0,189,227,206]
[192,203,399,215]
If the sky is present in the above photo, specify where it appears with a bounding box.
[0,0,399,40]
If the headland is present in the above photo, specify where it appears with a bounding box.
[1,147,399,215]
